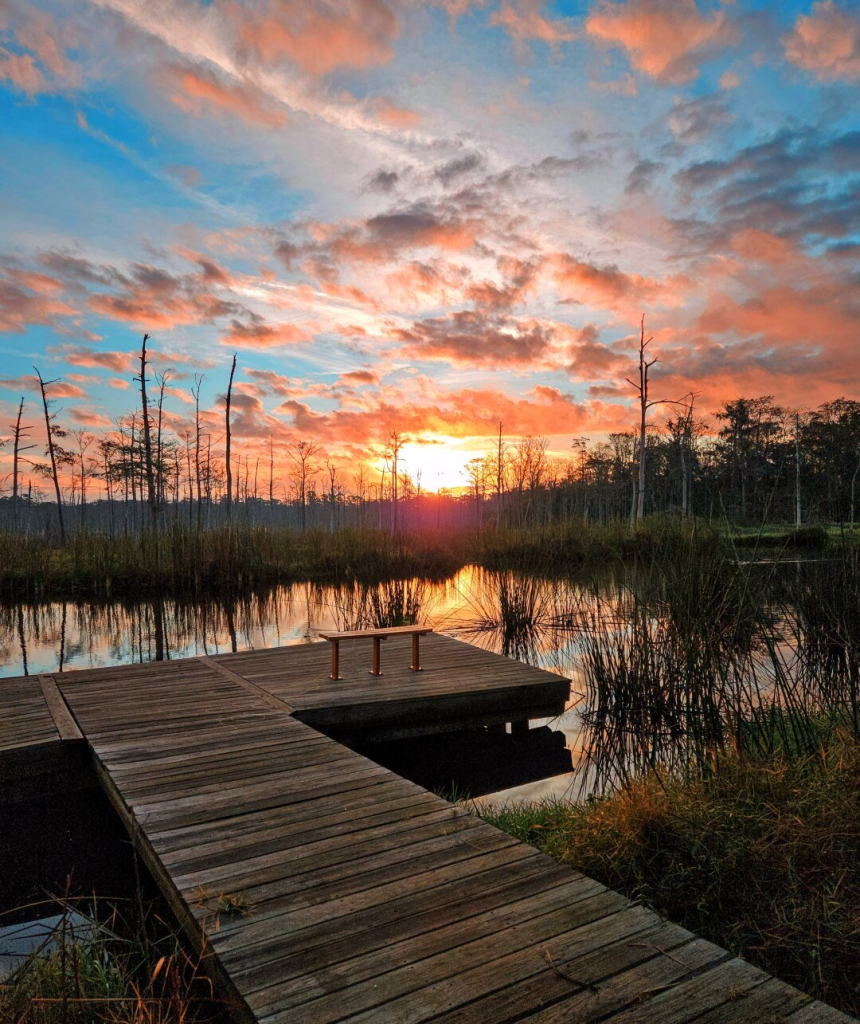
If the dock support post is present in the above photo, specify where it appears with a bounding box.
[330,640,341,680]
[410,633,422,672]
[370,637,383,676]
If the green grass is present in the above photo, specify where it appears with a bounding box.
[481,740,860,1017]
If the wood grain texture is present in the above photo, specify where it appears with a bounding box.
[1,638,850,1023]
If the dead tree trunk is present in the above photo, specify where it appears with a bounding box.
[626,317,657,523]
[11,398,35,531]
[34,368,66,543]
[225,354,237,523]
[137,334,159,525]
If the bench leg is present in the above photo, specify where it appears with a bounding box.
[330,640,341,681]
[410,634,422,672]
[370,636,383,676]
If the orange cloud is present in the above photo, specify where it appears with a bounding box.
[69,408,112,428]
[371,97,421,129]
[0,271,76,333]
[586,0,738,84]
[394,310,554,367]
[236,0,398,77]
[169,66,288,130]
[0,3,79,96]
[221,316,311,348]
[783,1,860,83]
[52,345,136,372]
[87,261,239,330]
[729,229,797,266]
[489,0,577,59]
[550,254,686,311]
[0,375,85,399]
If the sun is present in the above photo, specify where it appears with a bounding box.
[376,437,486,493]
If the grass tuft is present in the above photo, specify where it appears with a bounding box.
[482,740,860,1017]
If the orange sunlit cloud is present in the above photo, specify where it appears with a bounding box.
[0,0,857,495]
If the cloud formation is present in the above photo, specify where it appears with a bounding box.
[783,1,860,83]
[586,0,738,84]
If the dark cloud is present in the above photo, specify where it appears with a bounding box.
[668,93,734,145]
[625,158,662,194]
[394,309,553,367]
[364,168,400,193]
[434,152,485,186]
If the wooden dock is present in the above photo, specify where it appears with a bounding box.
[0,637,853,1023]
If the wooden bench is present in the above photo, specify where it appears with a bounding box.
[317,626,432,680]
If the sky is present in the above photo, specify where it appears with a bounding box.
[0,0,858,492]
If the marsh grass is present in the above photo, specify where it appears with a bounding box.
[0,895,228,1023]
[0,518,732,602]
[481,739,860,1016]
[0,526,467,601]
[457,571,553,662]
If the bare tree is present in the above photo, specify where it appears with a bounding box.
[72,430,95,524]
[224,353,237,521]
[33,367,69,542]
[136,333,159,524]
[268,435,275,508]
[626,315,690,522]
[154,368,170,504]
[495,421,506,527]
[326,460,339,533]
[288,440,321,531]
[192,374,204,526]
[10,398,35,529]
[353,463,368,528]
[385,430,407,536]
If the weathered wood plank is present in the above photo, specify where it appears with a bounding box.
[8,635,835,1024]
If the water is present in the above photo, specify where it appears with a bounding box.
[1,560,840,806]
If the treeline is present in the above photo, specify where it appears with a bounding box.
[2,338,860,536]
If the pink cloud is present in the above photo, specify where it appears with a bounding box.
[394,310,554,367]
[783,1,860,83]
[0,374,85,399]
[371,97,421,129]
[489,0,577,60]
[729,229,797,266]
[168,65,288,130]
[0,50,47,96]
[235,0,398,78]
[0,271,76,333]
[53,345,136,373]
[0,2,79,96]
[550,253,688,311]
[586,0,738,85]
[69,408,112,428]
[221,316,311,349]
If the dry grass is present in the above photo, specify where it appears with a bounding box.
[482,739,860,1016]
[0,897,230,1023]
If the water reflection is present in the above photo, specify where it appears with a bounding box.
[354,725,574,799]
[2,558,852,807]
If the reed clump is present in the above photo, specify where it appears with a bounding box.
[482,738,860,1017]
[0,896,227,1023]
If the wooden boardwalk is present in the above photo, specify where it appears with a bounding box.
[0,639,853,1023]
